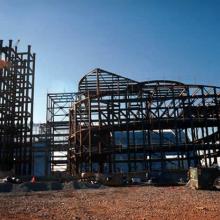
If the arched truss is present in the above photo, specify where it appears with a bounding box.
[69,68,220,174]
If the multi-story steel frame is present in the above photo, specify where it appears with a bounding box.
[46,92,75,172]
[0,40,35,175]
[69,68,220,175]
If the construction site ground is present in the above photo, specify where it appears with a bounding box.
[0,186,219,220]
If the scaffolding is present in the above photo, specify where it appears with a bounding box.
[46,92,75,173]
[69,68,220,175]
[0,40,35,175]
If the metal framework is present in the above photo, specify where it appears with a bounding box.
[0,40,35,175]
[69,68,220,175]
[46,92,75,173]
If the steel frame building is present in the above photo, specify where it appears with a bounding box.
[46,92,75,173]
[0,40,35,175]
[69,68,220,175]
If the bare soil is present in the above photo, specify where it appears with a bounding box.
[0,186,219,220]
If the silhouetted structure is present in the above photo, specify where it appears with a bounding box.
[0,40,35,175]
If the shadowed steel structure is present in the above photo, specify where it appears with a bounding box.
[69,68,220,174]
[0,40,35,175]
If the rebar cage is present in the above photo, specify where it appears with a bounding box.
[0,40,35,175]
[69,68,220,175]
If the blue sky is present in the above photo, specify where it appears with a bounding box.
[0,0,220,122]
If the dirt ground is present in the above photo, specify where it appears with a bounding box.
[0,186,219,220]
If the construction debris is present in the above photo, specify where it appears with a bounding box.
[188,166,220,189]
